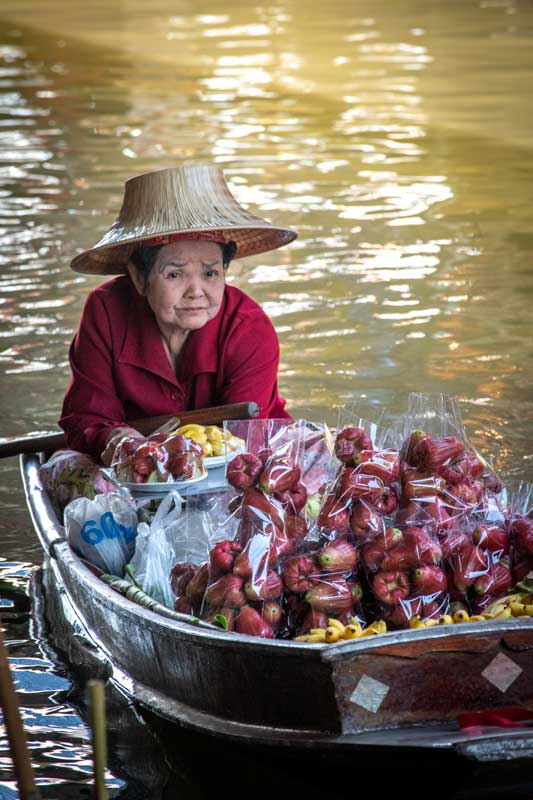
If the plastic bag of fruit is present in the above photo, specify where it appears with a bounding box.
[110,429,205,484]
[359,518,450,629]
[279,540,366,640]
[312,406,401,544]
[399,392,504,527]
[507,482,533,584]
[194,419,309,637]
[438,509,514,619]
[169,489,241,617]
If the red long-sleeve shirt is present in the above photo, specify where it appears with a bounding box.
[59,275,289,459]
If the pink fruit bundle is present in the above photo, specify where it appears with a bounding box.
[398,430,503,530]
[280,539,365,637]
[318,426,400,540]
[439,520,512,614]
[361,523,449,629]
[113,432,205,484]
[191,447,310,639]
[509,514,533,584]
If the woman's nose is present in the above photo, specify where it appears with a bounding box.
[184,278,204,297]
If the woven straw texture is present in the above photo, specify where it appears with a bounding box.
[70,165,297,274]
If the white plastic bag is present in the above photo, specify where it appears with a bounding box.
[64,492,138,576]
[126,491,185,608]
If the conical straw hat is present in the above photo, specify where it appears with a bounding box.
[70,165,298,274]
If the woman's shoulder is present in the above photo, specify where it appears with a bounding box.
[87,274,133,301]
[223,284,268,320]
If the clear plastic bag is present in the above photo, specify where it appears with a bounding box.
[126,491,184,607]
[399,392,505,528]
[508,482,533,584]
[64,491,138,576]
[111,430,205,484]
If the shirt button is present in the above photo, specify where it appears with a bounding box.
[170,392,178,400]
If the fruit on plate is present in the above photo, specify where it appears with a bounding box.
[175,424,244,458]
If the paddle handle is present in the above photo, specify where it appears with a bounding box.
[0,625,41,800]
[0,401,260,459]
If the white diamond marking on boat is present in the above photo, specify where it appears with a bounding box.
[349,674,390,713]
[481,653,523,693]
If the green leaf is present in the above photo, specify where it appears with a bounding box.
[213,614,228,630]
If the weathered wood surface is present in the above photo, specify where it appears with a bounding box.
[21,452,533,758]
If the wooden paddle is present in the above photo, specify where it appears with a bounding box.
[0,624,41,800]
[0,401,260,459]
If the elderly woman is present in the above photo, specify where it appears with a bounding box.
[59,165,297,464]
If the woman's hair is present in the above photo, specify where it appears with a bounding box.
[130,240,237,289]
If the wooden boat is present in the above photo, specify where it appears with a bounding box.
[21,452,533,766]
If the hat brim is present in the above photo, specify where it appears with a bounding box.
[70,225,297,275]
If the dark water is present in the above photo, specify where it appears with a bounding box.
[1,0,533,796]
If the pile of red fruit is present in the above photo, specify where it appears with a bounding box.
[113,432,205,484]
[169,422,513,639]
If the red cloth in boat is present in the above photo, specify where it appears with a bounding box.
[59,275,290,459]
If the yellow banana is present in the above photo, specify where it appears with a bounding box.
[453,610,470,623]
[494,607,512,620]
[309,628,329,636]
[205,425,224,441]
[342,623,362,639]
[372,620,387,634]
[409,615,422,629]
[510,602,527,617]
[294,631,327,643]
[438,614,453,625]
[177,424,205,435]
[424,618,438,627]
[468,615,486,622]
[484,593,527,616]
[325,626,342,643]
[359,627,378,637]
[327,618,346,635]
[523,605,533,616]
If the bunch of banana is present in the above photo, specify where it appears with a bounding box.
[294,618,387,644]
[175,424,244,458]
[408,592,533,629]
[482,592,533,619]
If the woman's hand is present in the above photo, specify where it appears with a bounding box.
[100,426,145,467]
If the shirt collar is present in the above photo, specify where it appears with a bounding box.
[118,280,224,383]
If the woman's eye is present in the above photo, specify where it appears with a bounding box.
[205,268,219,278]
[166,270,180,279]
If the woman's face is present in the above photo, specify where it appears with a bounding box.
[129,239,226,333]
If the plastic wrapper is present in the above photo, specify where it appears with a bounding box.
[39,449,115,518]
[192,419,310,637]
[170,489,241,617]
[439,513,513,615]
[126,491,185,607]
[314,412,401,544]
[507,482,533,585]
[398,393,505,529]
[280,542,365,638]
[111,430,205,484]
[64,491,138,576]
[360,521,449,628]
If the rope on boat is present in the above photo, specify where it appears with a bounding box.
[100,574,220,630]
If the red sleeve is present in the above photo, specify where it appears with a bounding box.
[221,309,291,419]
[59,289,127,459]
